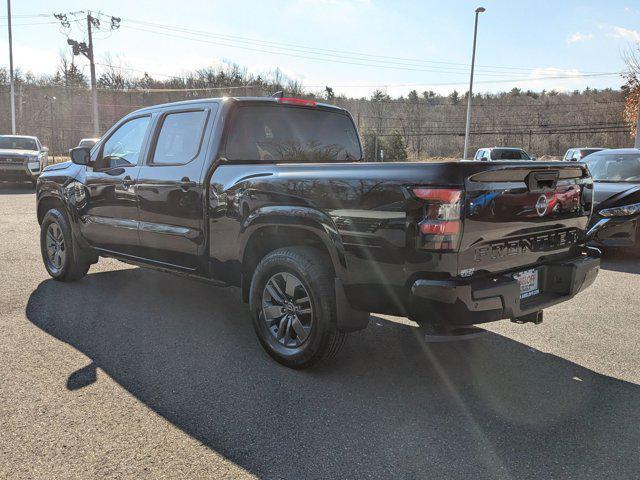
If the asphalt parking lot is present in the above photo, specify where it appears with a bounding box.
[1,183,639,479]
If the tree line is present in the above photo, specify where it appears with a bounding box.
[0,53,635,160]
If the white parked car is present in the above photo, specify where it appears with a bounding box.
[0,135,48,185]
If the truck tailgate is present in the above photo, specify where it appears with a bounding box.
[458,163,593,274]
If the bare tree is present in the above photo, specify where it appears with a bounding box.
[97,53,129,90]
[623,46,640,139]
[54,52,87,87]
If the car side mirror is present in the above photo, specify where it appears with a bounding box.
[70,147,91,166]
[531,157,537,161]
[42,146,49,153]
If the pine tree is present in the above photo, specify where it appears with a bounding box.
[385,130,407,161]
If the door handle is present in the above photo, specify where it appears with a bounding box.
[180,177,197,191]
[122,175,135,187]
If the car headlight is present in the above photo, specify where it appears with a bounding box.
[27,156,40,171]
[598,202,640,217]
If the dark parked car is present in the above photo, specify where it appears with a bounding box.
[583,148,640,248]
[36,96,600,368]
[563,147,604,162]
[473,147,535,161]
[0,135,48,185]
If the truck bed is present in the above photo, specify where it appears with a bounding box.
[209,159,594,318]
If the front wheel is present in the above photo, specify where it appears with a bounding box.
[249,247,347,369]
[40,208,91,281]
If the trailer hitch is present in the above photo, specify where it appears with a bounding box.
[511,310,543,325]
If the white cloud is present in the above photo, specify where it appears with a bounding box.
[567,32,594,44]
[609,26,640,42]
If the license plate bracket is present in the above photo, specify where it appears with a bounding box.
[513,268,539,300]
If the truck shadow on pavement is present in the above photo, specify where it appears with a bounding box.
[26,268,640,479]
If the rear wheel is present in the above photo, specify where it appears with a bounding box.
[249,247,346,369]
[40,208,91,281]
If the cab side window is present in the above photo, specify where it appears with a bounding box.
[151,110,208,165]
[99,116,151,170]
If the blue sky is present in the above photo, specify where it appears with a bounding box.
[4,0,640,97]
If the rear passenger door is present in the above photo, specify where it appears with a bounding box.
[136,104,217,271]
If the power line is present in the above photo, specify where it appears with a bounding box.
[5,11,624,86]
[117,16,614,76]
[0,21,59,26]
[0,13,51,18]
[3,11,624,77]
[119,23,621,82]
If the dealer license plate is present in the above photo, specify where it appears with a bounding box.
[513,268,539,300]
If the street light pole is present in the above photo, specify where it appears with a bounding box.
[463,6,485,160]
[6,0,16,134]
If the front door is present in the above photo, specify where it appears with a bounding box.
[136,106,215,271]
[80,115,152,255]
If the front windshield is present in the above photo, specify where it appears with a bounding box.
[584,153,640,182]
[0,136,37,151]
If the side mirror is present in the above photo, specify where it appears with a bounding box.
[70,147,91,166]
[531,157,537,161]
[42,146,49,153]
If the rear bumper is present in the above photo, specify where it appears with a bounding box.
[408,248,600,325]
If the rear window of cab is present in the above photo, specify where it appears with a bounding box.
[224,105,361,163]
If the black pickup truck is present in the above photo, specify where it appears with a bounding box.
[36,96,600,368]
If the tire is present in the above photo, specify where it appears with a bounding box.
[249,246,347,369]
[40,208,91,281]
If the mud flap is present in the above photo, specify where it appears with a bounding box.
[335,278,370,332]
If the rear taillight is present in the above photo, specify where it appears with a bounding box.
[412,188,463,251]
[277,97,317,107]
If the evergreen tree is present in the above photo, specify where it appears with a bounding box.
[385,130,407,161]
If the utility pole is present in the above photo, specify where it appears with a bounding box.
[59,12,120,138]
[6,0,15,134]
[463,7,485,160]
[86,13,99,137]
